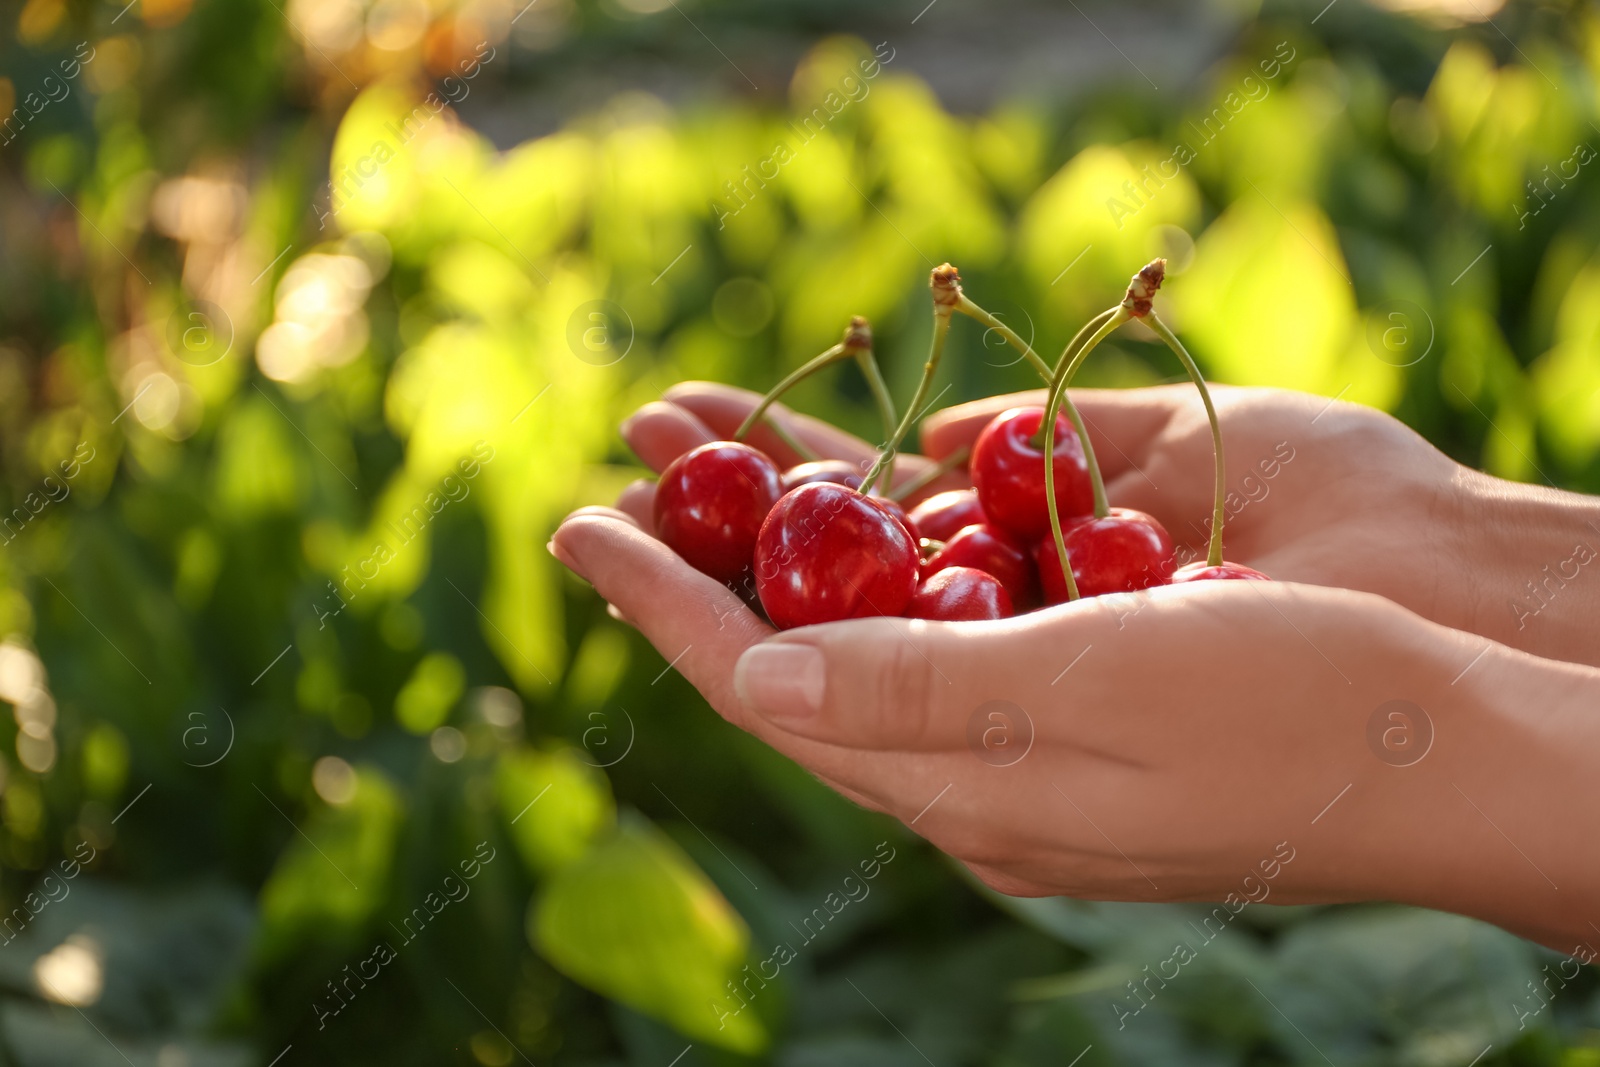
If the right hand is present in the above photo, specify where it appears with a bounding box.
[921,383,1600,667]
[554,382,1600,952]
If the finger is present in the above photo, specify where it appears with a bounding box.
[552,512,770,718]
[615,479,656,533]
[560,504,639,527]
[812,772,891,815]
[963,861,1056,898]
[550,506,647,622]
[1100,465,1202,551]
[731,616,1036,752]
[666,382,964,500]
[550,512,897,787]
[920,385,1188,484]
[918,389,1043,460]
[664,382,879,468]
[621,401,717,473]
[890,462,973,508]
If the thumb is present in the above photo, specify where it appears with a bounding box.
[732,618,988,751]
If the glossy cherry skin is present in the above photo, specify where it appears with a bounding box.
[1170,561,1271,582]
[905,566,1013,621]
[754,483,919,630]
[876,496,912,538]
[971,407,1093,542]
[782,460,865,493]
[906,489,986,543]
[654,441,783,585]
[781,460,919,545]
[783,462,913,537]
[1035,508,1176,602]
[922,523,1036,609]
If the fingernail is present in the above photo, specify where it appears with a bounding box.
[547,539,580,573]
[735,643,824,724]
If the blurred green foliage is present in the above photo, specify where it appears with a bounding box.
[0,0,1598,1063]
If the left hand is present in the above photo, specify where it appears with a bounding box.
[549,384,1597,952]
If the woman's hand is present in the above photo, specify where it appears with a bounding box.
[922,384,1600,668]
[606,381,971,524]
[551,383,1600,952]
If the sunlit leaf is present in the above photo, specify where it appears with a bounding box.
[495,743,614,875]
[1171,197,1355,394]
[1532,252,1600,466]
[393,651,464,734]
[255,768,403,963]
[1017,142,1201,322]
[531,819,766,1053]
[210,396,306,517]
[80,723,129,799]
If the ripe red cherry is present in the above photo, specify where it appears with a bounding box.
[1171,561,1271,582]
[876,496,911,538]
[754,483,919,630]
[922,523,1036,609]
[1035,508,1176,602]
[654,442,783,585]
[781,462,914,539]
[906,489,985,543]
[781,460,865,493]
[971,406,1093,542]
[905,566,1013,621]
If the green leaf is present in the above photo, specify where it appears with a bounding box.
[1,1000,256,1067]
[80,724,129,800]
[1174,197,1356,394]
[1533,251,1600,467]
[531,819,766,1053]
[1270,906,1547,1066]
[495,744,614,876]
[255,768,403,964]
[393,651,465,734]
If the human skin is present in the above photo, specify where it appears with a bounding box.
[549,382,1600,953]
[915,383,1600,669]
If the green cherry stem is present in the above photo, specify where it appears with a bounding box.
[953,296,1054,381]
[1147,310,1225,567]
[958,294,1110,519]
[1036,306,1119,510]
[733,342,846,442]
[733,317,883,466]
[853,344,898,449]
[1043,306,1131,600]
[1110,257,1227,568]
[887,445,970,503]
[863,264,960,494]
[763,417,822,463]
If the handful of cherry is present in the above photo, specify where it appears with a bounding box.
[650,260,1267,630]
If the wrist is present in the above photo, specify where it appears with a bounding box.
[1360,618,1600,951]
[1293,596,1600,950]
[1456,471,1600,667]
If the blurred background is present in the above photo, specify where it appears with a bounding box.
[1,0,1598,1062]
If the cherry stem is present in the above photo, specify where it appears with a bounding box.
[953,296,1054,381]
[1043,307,1131,600]
[763,416,821,463]
[1146,310,1225,568]
[958,294,1109,519]
[863,307,951,493]
[1035,306,1119,511]
[733,342,846,442]
[887,445,970,502]
[855,347,898,450]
